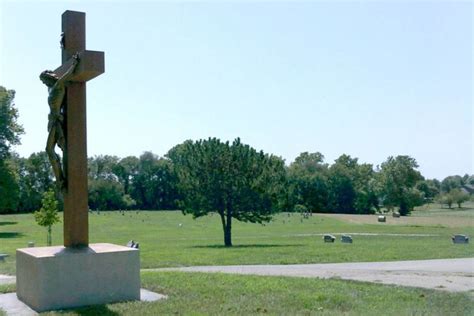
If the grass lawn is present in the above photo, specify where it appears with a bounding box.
[1,272,473,315]
[322,202,474,227]
[0,203,473,275]
[414,202,474,218]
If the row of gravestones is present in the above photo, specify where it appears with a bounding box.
[3,233,468,264]
[323,234,469,244]
[323,234,352,243]
[22,233,469,248]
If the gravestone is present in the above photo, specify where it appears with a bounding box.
[16,11,140,312]
[341,235,353,243]
[452,234,469,244]
[323,234,336,243]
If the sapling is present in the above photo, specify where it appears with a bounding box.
[34,189,61,246]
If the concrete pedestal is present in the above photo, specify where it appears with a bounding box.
[16,243,140,312]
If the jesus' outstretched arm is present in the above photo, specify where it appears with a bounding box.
[58,53,80,84]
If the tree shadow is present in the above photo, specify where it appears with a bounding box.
[0,221,17,226]
[0,232,23,239]
[56,304,120,316]
[191,244,304,249]
[453,207,474,211]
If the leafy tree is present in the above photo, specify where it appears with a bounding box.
[353,163,379,214]
[0,159,19,213]
[88,155,136,210]
[113,156,140,195]
[378,156,423,215]
[415,179,440,202]
[438,192,454,209]
[131,152,179,210]
[88,155,120,180]
[449,189,469,208]
[327,155,357,214]
[441,175,464,193]
[326,155,379,214]
[16,152,54,212]
[287,152,328,212]
[34,189,61,246]
[0,86,23,213]
[89,178,135,210]
[168,138,286,247]
[0,86,24,160]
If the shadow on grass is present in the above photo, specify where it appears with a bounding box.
[57,304,120,316]
[0,232,23,239]
[452,207,474,212]
[0,222,17,226]
[191,244,304,249]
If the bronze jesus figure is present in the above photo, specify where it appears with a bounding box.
[40,53,80,191]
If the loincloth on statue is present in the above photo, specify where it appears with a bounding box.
[48,113,64,131]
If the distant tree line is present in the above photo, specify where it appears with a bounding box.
[1,85,473,217]
[3,148,472,217]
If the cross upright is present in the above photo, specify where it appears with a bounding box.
[53,10,104,247]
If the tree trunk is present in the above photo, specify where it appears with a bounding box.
[399,200,409,216]
[225,205,233,247]
[47,226,52,246]
[219,209,233,247]
[224,215,232,247]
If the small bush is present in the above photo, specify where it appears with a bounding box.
[294,204,308,213]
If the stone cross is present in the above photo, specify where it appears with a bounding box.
[53,11,104,247]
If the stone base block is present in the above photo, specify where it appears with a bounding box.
[16,243,140,312]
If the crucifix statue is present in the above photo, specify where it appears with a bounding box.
[17,11,139,313]
[40,11,104,247]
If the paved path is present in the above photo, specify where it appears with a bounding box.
[0,289,166,315]
[152,258,474,292]
[3,258,473,293]
[0,275,15,286]
[0,293,36,316]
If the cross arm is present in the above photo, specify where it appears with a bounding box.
[54,50,104,82]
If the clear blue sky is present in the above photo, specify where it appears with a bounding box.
[1,1,472,180]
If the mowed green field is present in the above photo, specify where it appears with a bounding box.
[1,272,473,316]
[1,205,473,315]
[1,204,473,275]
